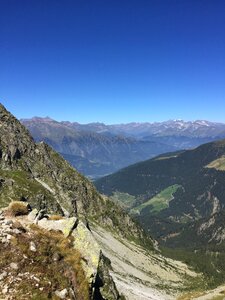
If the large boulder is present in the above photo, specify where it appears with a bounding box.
[71,222,121,299]
[37,217,77,237]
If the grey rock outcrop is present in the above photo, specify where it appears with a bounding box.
[55,288,68,299]
[28,212,121,299]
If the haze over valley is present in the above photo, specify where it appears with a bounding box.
[22,117,225,179]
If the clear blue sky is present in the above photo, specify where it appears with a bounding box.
[0,0,225,124]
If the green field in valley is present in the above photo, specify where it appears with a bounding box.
[130,184,181,216]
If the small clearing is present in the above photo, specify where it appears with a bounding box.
[205,156,225,171]
[110,191,136,209]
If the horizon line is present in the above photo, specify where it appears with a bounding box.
[20,116,225,126]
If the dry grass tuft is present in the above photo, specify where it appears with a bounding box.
[6,201,30,217]
[48,215,64,221]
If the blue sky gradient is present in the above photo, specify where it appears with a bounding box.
[0,0,225,123]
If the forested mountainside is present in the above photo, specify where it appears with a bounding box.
[95,139,225,240]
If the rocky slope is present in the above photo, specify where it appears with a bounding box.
[0,203,201,300]
[0,204,123,300]
[91,223,199,300]
[0,103,157,299]
[0,210,86,300]
[0,103,152,244]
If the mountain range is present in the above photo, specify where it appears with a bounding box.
[21,117,225,179]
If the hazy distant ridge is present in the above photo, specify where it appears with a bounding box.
[21,117,225,178]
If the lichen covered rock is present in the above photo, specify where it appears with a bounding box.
[72,222,101,284]
[38,216,77,237]
[28,212,122,299]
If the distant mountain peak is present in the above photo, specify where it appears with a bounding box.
[172,119,184,122]
[22,116,55,122]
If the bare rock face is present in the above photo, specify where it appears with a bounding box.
[0,104,35,169]
[94,253,121,300]
[72,222,101,285]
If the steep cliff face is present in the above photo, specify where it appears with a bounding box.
[0,103,102,217]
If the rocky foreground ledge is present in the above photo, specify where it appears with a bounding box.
[0,201,123,300]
